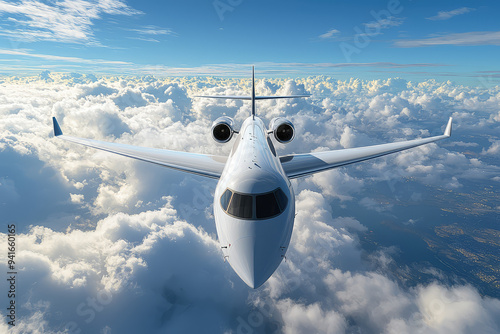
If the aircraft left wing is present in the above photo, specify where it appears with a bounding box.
[52,117,227,179]
[281,118,452,179]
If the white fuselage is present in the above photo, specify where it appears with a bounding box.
[213,116,295,288]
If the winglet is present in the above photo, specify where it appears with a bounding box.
[52,117,63,136]
[444,117,452,137]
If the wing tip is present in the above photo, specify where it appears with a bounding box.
[444,117,452,137]
[52,117,63,136]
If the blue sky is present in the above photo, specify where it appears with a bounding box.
[0,0,499,84]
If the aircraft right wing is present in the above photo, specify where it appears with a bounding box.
[280,118,452,179]
[52,117,227,179]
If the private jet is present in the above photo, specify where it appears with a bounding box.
[52,67,452,288]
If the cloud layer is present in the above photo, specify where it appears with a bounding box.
[0,72,499,333]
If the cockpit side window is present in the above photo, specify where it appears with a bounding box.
[220,189,233,211]
[227,192,253,219]
[274,188,288,211]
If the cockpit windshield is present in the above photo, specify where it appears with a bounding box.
[227,192,253,218]
[220,188,288,220]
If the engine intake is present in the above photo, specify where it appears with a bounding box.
[270,117,295,143]
[211,116,235,143]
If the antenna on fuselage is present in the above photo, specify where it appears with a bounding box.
[251,66,256,119]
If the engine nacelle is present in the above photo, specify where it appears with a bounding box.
[269,117,295,143]
[211,116,235,143]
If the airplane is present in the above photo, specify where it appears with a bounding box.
[52,67,452,288]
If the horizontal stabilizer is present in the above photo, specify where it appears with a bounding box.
[194,95,253,100]
[193,95,310,100]
[256,95,311,100]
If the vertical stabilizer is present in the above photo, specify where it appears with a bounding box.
[252,66,255,119]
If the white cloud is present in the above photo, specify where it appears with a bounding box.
[277,300,347,333]
[364,16,404,30]
[126,25,177,43]
[318,29,340,39]
[0,49,131,65]
[70,193,84,203]
[394,31,500,47]
[426,7,475,21]
[0,0,142,45]
[482,140,500,155]
[307,170,364,201]
[445,141,479,148]
[129,25,176,36]
[0,199,250,333]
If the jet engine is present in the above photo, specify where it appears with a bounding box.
[211,116,235,143]
[269,117,295,143]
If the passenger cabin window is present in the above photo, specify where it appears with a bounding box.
[220,187,288,220]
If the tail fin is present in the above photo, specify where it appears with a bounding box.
[193,67,311,117]
[252,66,255,118]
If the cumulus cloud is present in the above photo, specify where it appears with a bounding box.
[0,198,251,333]
[482,140,500,155]
[0,73,499,333]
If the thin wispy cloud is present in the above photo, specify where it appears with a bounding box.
[126,62,449,77]
[394,31,500,47]
[0,48,131,65]
[360,16,404,38]
[0,0,142,45]
[427,7,475,21]
[278,62,446,68]
[364,17,404,30]
[320,17,404,42]
[128,37,160,43]
[0,60,448,77]
[319,29,340,39]
[130,25,176,36]
[126,25,177,42]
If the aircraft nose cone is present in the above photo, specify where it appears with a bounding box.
[229,236,281,289]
